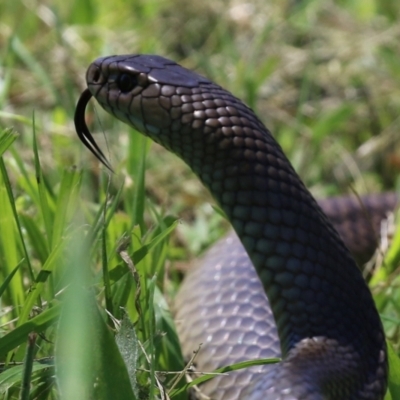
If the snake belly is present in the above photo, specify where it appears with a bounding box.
[79,54,388,399]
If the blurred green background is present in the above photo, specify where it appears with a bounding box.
[0,0,399,398]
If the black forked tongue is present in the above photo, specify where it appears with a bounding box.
[74,88,114,172]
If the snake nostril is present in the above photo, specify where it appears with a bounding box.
[92,68,101,83]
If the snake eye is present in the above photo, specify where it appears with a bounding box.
[116,73,137,93]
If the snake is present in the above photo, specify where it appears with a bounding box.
[74,54,390,399]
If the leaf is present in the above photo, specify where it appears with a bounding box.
[115,313,140,398]
[0,304,60,357]
[0,362,52,394]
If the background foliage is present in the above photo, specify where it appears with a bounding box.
[0,0,399,398]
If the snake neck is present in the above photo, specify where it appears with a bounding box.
[183,115,386,397]
[154,83,386,389]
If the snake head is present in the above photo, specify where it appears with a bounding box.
[84,54,268,175]
[85,55,213,148]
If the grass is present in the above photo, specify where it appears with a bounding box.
[0,0,400,398]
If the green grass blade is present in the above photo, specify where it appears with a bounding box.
[0,112,32,125]
[170,357,280,397]
[18,214,48,265]
[9,146,41,208]
[51,167,82,247]
[19,333,36,400]
[0,362,52,395]
[0,128,18,156]
[88,181,125,247]
[102,226,114,318]
[387,341,400,400]
[17,239,67,327]
[56,233,136,400]
[153,287,186,400]
[109,217,178,282]
[0,304,60,357]
[0,261,23,298]
[125,129,151,232]
[32,118,54,250]
[0,159,25,308]
[147,276,157,400]
[0,157,35,281]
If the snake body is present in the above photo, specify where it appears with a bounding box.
[176,193,394,400]
[77,55,388,399]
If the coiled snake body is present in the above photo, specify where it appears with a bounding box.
[75,55,389,399]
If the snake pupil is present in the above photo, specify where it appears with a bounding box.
[117,73,137,93]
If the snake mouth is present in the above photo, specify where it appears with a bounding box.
[74,88,114,172]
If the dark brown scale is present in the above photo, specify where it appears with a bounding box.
[179,90,192,97]
[192,101,205,110]
[192,94,205,102]
[171,94,182,106]
[142,84,161,97]
[203,99,217,108]
[161,85,175,96]
[181,113,193,125]
[193,110,206,119]
[158,96,171,110]
[169,107,181,120]
[205,108,219,118]
[181,103,194,113]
